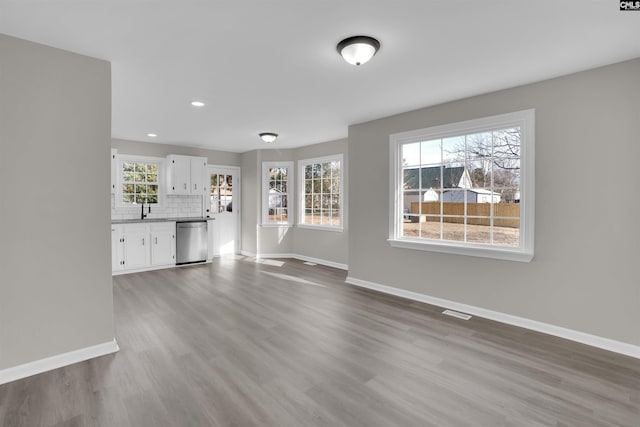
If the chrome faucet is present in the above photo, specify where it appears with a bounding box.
[141,203,147,220]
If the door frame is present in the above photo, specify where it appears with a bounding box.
[207,164,241,255]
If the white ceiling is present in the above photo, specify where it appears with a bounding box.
[1,1,639,153]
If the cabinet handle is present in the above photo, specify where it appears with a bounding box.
[194,183,197,190]
[184,183,187,190]
[142,238,145,246]
[155,237,158,244]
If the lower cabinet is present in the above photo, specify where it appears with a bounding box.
[150,223,175,266]
[112,222,176,274]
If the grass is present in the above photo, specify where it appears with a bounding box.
[402,220,520,246]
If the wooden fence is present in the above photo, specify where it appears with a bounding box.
[410,202,519,228]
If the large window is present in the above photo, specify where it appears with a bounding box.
[118,156,162,205]
[389,110,534,261]
[299,154,343,231]
[262,162,293,226]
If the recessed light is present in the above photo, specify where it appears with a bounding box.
[147,133,157,138]
[191,101,205,107]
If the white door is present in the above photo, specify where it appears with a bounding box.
[207,166,240,256]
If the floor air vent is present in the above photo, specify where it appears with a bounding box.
[442,309,472,320]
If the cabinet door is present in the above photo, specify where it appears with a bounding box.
[111,149,118,194]
[151,227,175,266]
[168,156,189,194]
[190,157,207,194]
[111,225,124,271]
[123,226,150,269]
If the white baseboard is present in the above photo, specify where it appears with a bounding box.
[345,276,640,360]
[291,254,348,270]
[112,262,176,276]
[0,339,119,385]
[239,251,348,270]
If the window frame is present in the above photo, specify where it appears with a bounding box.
[298,154,344,232]
[116,154,165,208]
[388,109,535,262]
[261,161,294,227]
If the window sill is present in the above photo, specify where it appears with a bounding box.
[297,224,344,233]
[388,238,533,262]
[261,223,293,228]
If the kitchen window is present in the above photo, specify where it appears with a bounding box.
[389,110,534,262]
[118,155,162,205]
[262,162,293,226]
[298,154,343,231]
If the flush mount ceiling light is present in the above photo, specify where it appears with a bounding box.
[259,132,278,143]
[191,101,205,107]
[337,35,380,66]
[147,133,157,138]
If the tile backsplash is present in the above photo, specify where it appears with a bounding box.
[111,194,204,220]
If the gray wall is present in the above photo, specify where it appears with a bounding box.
[239,139,348,267]
[0,35,114,369]
[256,149,296,255]
[112,138,241,166]
[240,150,260,254]
[292,139,348,266]
[348,58,640,346]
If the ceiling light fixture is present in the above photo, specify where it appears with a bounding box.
[259,132,278,143]
[191,101,205,107]
[337,35,380,66]
[147,133,157,138]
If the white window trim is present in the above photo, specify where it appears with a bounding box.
[388,109,535,262]
[261,161,294,227]
[298,154,344,232]
[116,154,165,208]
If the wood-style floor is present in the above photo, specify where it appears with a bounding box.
[1,256,639,426]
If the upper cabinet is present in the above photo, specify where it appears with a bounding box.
[190,157,206,194]
[166,155,207,195]
[111,148,118,194]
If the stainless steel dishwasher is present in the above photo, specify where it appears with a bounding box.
[176,220,208,265]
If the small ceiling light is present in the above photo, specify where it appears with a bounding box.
[191,101,205,107]
[259,132,278,143]
[147,133,157,138]
[337,35,380,66]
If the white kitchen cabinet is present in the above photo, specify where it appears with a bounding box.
[190,157,207,195]
[111,148,118,194]
[112,221,176,274]
[112,224,123,271]
[167,155,207,195]
[150,222,176,266]
[122,224,150,269]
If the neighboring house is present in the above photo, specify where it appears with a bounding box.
[423,188,438,201]
[442,188,501,203]
[403,165,472,209]
[403,165,471,190]
[268,188,286,214]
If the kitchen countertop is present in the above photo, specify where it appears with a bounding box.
[112,217,211,224]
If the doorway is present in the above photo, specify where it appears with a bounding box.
[207,165,240,256]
